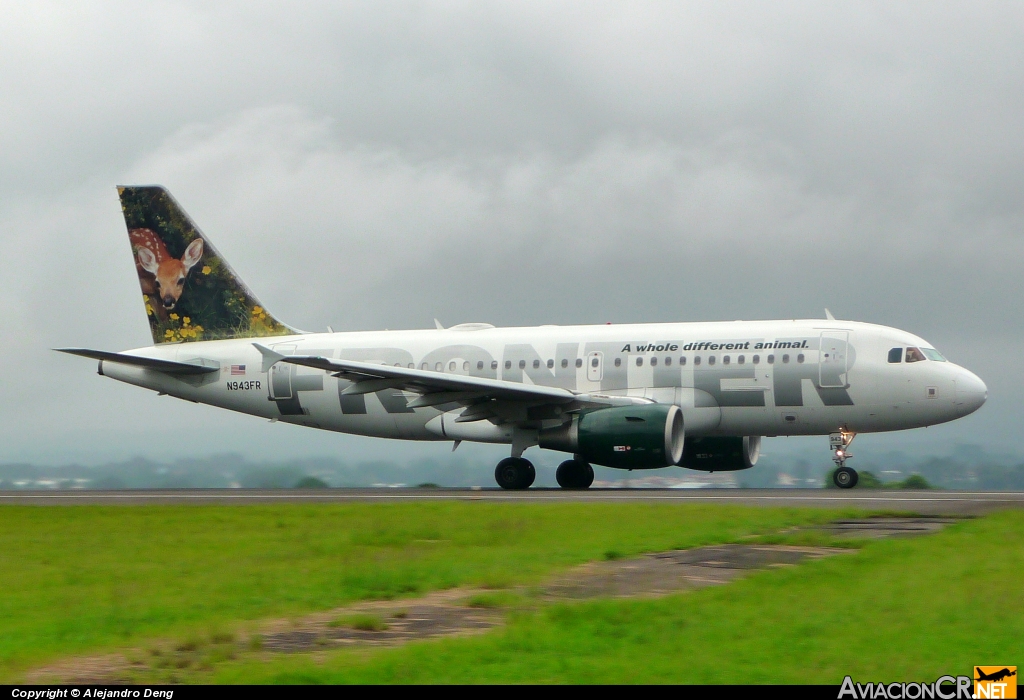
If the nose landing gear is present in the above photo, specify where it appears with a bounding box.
[833,465,858,488]
[830,430,859,489]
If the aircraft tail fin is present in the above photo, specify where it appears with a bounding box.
[118,186,296,344]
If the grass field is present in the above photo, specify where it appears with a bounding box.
[0,502,855,680]
[206,510,1024,684]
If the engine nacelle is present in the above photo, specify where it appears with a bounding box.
[680,436,761,471]
[539,404,684,469]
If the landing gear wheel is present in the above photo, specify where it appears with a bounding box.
[833,466,859,489]
[494,457,536,490]
[556,459,595,489]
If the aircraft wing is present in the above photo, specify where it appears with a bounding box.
[254,344,646,422]
[56,348,219,375]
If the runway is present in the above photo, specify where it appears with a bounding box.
[2,488,1023,514]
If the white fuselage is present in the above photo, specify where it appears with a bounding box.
[98,319,987,449]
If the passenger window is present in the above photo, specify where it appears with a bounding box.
[665,357,672,366]
[505,360,511,370]
[906,347,926,363]
[421,362,428,370]
[591,357,599,368]
[723,355,730,365]
[614,358,622,367]
[449,361,456,371]
[532,359,540,369]
[738,355,745,364]
[651,357,658,366]
[547,359,554,369]
[519,360,526,369]
[561,359,568,368]
[888,347,902,363]
[767,355,775,364]
[694,356,701,365]
[752,355,759,364]
[435,362,442,371]
[491,361,498,370]
[477,361,483,370]
[708,356,716,366]
[782,354,790,363]
[797,354,804,363]
[680,356,687,366]
[408,363,414,369]
[576,358,583,368]
[636,357,643,366]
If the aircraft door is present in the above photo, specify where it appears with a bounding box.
[819,332,849,388]
[586,351,604,382]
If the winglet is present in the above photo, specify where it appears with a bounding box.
[825,308,836,321]
[434,318,445,330]
[252,343,285,373]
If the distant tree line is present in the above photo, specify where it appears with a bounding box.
[2,445,1024,490]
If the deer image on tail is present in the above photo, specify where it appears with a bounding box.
[130,227,204,322]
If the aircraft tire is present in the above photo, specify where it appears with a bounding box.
[495,457,536,490]
[833,466,858,489]
[556,459,594,489]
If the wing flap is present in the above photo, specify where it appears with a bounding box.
[252,344,655,418]
[255,345,577,404]
[288,355,575,402]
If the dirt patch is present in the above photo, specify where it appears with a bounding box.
[25,654,146,685]
[263,545,851,650]
[260,589,505,652]
[819,516,958,539]
[543,545,846,599]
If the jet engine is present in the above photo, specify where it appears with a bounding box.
[539,404,684,469]
[680,436,761,471]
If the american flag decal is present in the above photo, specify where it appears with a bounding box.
[230,365,246,375]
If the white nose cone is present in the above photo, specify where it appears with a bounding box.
[955,369,987,416]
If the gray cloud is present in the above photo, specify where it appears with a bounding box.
[1,1,1019,464]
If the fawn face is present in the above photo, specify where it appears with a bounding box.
[136,237,204,310]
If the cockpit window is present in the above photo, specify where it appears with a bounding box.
[921,348,946,362]
[905,347,926,363]
[888,348,902,363]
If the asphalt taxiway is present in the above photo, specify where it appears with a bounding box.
[2,488,1023,514]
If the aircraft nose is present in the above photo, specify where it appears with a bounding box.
[954,369,987,416]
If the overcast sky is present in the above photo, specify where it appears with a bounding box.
[0,1,1020,466]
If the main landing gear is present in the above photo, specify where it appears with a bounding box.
[556,458,594,489]
[494,457,536,490]
[492,455,595,490]
[830,430,859,489]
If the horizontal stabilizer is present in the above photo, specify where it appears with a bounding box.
[56,348,219,375]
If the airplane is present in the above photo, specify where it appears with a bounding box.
[58,186,988,490]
